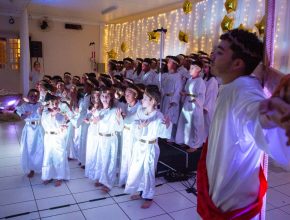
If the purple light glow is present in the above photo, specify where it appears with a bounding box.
[7,100,17,106]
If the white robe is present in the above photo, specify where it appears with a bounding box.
[85,108,101,178]
[41,110,70,180]
[16,102,44,174]
[119,102,142,186]
[175,77,206,148]
[132,71,143,84]
[124,69,134,80]
[160,72,183,124]
[141,70,158,86]
[178,66,190,87]
[203,77,219,142]
[124,109,172,199]
[205,76,290,219]
[75,94,91,165]
[58,102,75,159]
[90,107,124,188]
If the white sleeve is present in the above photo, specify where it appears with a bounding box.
[234,90,290,166]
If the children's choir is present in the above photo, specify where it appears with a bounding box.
[17,52,219,208]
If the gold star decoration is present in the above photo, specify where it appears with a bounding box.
[255,15,265,36]
[221,15,234,32]
[224,0,238,14]
[107,49,117,59]
[120,42,128,53]
[147,31,160,43]
[238,23,254,33]
[178,31,189,43]
[183,0,192,14]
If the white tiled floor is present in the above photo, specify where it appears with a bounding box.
[0,121,290,219]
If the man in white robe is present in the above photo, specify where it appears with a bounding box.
[197,29,290,220]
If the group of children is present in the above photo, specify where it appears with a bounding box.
[17,51,218,208]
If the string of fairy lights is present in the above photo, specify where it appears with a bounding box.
[102,0,277,65]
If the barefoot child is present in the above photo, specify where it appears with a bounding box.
[91,88,124,192]
[85,89,103,179]
[118,85,141,187]
[16,89,44,178]
[41,94,70,186]
[125,85,172,208]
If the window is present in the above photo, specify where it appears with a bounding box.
[8,38,20,71]
[0,37,20,71]
[0,38,7,69]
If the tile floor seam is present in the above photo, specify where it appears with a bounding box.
[65,180,87,219]
[29,174,41,219]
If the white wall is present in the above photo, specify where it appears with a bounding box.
[29,19,100,77]
[0,15,21,92]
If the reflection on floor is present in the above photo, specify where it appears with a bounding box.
[0,122,290,220]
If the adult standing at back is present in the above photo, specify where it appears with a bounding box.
[29,61,42,89]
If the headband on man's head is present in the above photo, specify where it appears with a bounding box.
[227,32,261,59]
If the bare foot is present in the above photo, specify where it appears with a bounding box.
[27,170,35,178]
[141,200,153,209]
[101,186,110,193]
[186,148,198,153]
[55,180,62,187]
[43,179,52,185]
[95,182,103,187]
[130,194,141,200]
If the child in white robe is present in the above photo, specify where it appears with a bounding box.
[161,56,183,141]
[16,89,44,178]
[41,94,70,187]
[85,89,102,179]
[91,88,124,192]
[203,63,219,142]
[118,85,142,186]
[175,59,206,152]
[75,80,94,168]
[125,85,172,209]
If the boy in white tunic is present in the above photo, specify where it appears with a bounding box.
[123,57,135,80]
[197,29,290,220]
[125,85,172,209]
[141,58,158,86]
[161,56,183,141]
[119,85,142,187]
[41,94,70,187]
[91,88,124,192]
[175,59,206,152]
[16,89,44,178]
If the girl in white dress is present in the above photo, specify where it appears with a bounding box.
[91,88,124,192]
[125,85,172,209]
[85,89,103,179]
[16,89,44,178]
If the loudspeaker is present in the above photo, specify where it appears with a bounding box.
[158,139,202,172]
[30,41,42,58]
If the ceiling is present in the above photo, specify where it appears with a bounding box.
[0,0,185,24]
